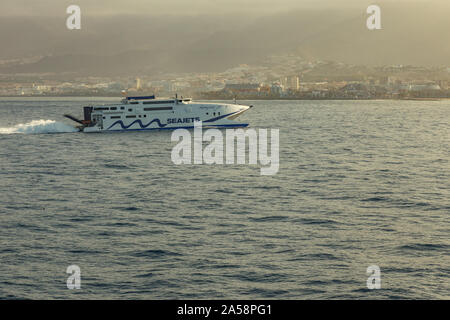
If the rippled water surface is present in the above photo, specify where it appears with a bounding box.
[0,98,449,299]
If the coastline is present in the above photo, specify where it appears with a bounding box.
[0,95,448,101]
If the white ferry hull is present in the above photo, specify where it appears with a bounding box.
[66,97,252,133]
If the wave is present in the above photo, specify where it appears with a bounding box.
[0,119,78,134]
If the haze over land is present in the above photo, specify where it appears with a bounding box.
[1,0,449,76]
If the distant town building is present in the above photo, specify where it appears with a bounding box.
[281,76,300,91]
[224,83,262,94]
[270,83,284,95]
[136,78,142,90]
[408,84,441,91]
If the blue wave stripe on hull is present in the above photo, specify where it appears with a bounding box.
[107,119,167,130]
[102,123,249,132]
[107,111,240,130]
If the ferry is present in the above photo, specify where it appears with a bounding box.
[64,95,252,133]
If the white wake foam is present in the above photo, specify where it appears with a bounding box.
[0,119,78,134]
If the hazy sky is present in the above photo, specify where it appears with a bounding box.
[1,0,445,16]
[0,0,448,68]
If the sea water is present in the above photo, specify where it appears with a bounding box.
[0,98,448,299]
